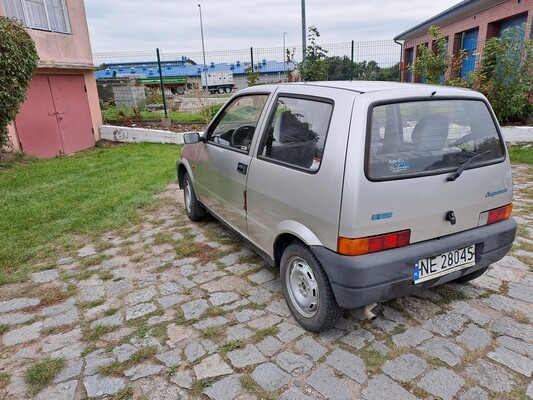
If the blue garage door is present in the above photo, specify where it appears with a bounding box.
[406,48,414,82]
[460,29,479,79]
[499,13,528,36]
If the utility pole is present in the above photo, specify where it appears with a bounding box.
[301,0,306,64]
[198,4,209,95]
[283,32,287,81]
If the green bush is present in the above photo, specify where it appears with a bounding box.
[0,17,39,148]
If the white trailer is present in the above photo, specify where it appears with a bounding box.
[201,71,235,94]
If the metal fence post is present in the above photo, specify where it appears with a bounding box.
[351,40,355,81]
[156,48,168,118]
[250,47,254,70]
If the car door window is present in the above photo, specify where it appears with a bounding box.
[207,95,268,153]
[258,96,333,171]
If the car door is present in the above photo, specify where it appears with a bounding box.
[193,94,270,237]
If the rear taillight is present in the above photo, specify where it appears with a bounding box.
[479,204,513,226]
[338,230,411,256]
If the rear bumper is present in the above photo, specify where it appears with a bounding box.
[310,218,517,309]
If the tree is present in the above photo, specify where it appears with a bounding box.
[244,65,260,86]
[471,24,533,124]
[0,17,39,149]
[301,26,328,81]
[326,56,352,80]
[408,25,450,84]
[376,63,401,82]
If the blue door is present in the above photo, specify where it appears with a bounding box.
[460,29,479,79]
[499,14,528,37]
[406,48,414,82]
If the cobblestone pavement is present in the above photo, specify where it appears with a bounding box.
[1,165,532,400]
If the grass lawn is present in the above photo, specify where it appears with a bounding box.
[0,143,180,285]
[507,142,533,165]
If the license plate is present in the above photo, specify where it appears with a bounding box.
[414,245,476,284]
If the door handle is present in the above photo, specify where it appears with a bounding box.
[237,162,248,175]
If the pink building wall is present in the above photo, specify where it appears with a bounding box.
[0,0,101,152]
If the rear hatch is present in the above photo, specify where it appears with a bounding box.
[339,96,513,245]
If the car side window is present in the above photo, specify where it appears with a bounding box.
[207,95,268,153]
[258,96,333,171]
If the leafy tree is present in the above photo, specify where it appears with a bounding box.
[471,24,533,123]
[376,63,401,82]
[301,26,328,81]
[244,65,260,86]
[353,60,381,80]
[326,56,352,80]
[408,25,450,84]
[0,17,39,149]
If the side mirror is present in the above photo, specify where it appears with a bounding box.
[183,132,200,144]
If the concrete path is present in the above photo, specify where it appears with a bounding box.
[1,166,532,399]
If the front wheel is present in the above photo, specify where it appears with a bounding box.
[183,173,205,221]
[280,242,342,332]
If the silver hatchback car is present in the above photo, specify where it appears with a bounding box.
[177,81,517,332]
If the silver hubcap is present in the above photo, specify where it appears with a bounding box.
[286,256,319,318]
[184,180,192,213]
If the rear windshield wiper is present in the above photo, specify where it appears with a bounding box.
[447,150,491,182]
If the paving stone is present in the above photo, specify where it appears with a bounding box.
[147,311,174,325]
[143,226,164,237]
[248,314,282,330]
[276,322,305,343]
[422,312,468,336]
[496,255,529,271]
[43,307,79,328]
[472,274,503,291]
[40,299,76,317]
[78,245,97,257]
[105,279,133,297]
[83,375,125,397]
[193,316,230,330]
[156,348,182,367]
[294,336,327,361]
[126,302,157,320]
[0,297,40,313]
[193,270,226,284]
[219,253,241,266]
[221,298,251,311]
[460,386,489,400]
[194,354,233,380]
[252,362,291,392]
[124,363,164,380]
[197,262,218,272]
[278,387,314,400]
[527,381,533,399]
[417,368,465,400]
[371,317,398,333]
[57,257,75,266]
[41,328,82,354]
[203,374,242,400]
[159,282,181,296]
[101,327,134,342]
[450,301,491,325]
[417,338,465,366]
[31,269,59,284]
[157,294,186,309]
[185,342,206,362]
[127,288,157,305]
[167,323,199,345]
[456,324,492,350]
[382,306,407,324]
[371,341,390,356]
[15,347,39,360]
[113,343,137,363]
[179,264,197,277]
[102,256,129,269]
[486,264,523,282]
[392,327,433,347]
[226,326,254,341]
[482,294,521,313]
[497,336,533,358]
[209,291,241,307]
[326,348,366,384]
[362,374,417,400]
[491,317,533,343]
[84,351,115,376]
[267,299,291,317]
[381,354,428,381]
[104,247,120,257]
[181,299,209,320]
[319,328,343,343]
[227,344,266,368]
[488,347,533,377]
[53,359,83,383]
[226,263,255,275]
[170,370,192,389]
[247,288,273,304]
[201,339,219,355]
[234,309,265,323]
[248,269,275,285]
[257,336,284,357]
[340,328,375,350]
[35,380,77,400]
[275,351,313,376]
[465,359,515,393]
[395,296,442,322]
[306,367,353,400]
[0,312,35,326]
[2,321,42,346]
[508,283,533,304]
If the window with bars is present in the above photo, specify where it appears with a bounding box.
[3,0,71,33]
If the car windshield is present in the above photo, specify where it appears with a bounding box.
[366,99,505,180]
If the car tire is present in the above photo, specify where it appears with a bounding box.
[217,87,225,94]
[280,242,342,332]
[453,266,488,283]
[183,172,205,221]
[225,87,232,93]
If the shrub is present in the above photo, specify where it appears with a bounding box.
[0,17,39,149]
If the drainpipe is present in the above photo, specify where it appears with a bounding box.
[394,39,403,82]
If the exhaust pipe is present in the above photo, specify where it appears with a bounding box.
[363,303,378,321]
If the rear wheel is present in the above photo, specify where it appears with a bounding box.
[225,87,232,93]
[217,87,225,94]
[280,242,342,332]
[454,266,488,283]
[183,172,205,221]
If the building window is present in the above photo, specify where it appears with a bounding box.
[3,0,71,34]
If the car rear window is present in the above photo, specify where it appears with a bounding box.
[366,99,505,180]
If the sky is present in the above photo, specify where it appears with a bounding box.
[85,0,460,55]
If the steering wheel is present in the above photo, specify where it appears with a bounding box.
[231,125,255,148]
